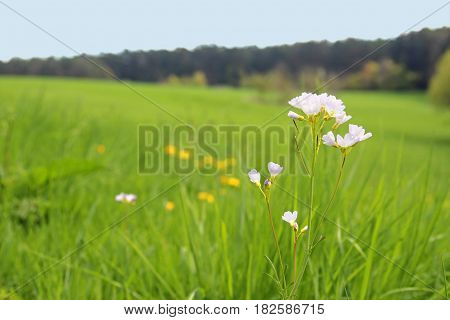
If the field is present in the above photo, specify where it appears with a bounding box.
[0,76,449,299]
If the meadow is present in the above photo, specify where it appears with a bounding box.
[0,76,448,299]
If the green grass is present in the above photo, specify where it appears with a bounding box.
[0,76,449,299]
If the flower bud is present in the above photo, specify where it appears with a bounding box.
[263,179,272,191]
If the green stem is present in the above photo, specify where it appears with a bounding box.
[307,122,317,253]
[264,197,286,291]
[292,120,311,176]
[311,153,346,246]
[293,236,298,281]
[290,153,346,299]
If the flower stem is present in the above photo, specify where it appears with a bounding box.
[293,232,299,280]
[290,153,346,299]
[307,122,317,253]
[264,197,286,291]
[311,153,346,246]
[292,120,311,176]
[293,244,297,279]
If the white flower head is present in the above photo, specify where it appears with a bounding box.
[349,124,372,142]
[324,124,372,149]
[282,211,298,227]
[319,93,345,117]
[115,193,126,202]
[288,92,322,116]
[115,193,137,204]
[300,225,309,233]
[248,169,261,185]
[336,133,358,148]
[125,194,137,204]
[322,131,337,147]
[288,111,303,120]
[335,111,352,125]
[268,162,283,177]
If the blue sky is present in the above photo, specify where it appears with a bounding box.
[0,0,449,61]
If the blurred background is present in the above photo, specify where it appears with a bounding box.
[0,1,449,107]
[0,0,449,299]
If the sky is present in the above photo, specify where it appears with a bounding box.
[0,0,449,61]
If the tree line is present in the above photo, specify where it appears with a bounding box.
[0,27,448,90]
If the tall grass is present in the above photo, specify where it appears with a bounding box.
[0,76,448,299]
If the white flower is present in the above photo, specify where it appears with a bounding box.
[335,111,352,125]
[319,93,345,117]
[300,225,309,233]
[115,193,126,202]
[336,133,358,148]
[288,92,322,116]
[248,169,261,185]
[349,124,372,142]
[323,124,372,149]
[282,211,298,227]
[322,131,337,147]
[288,111,303,120]
[268,162,283,177]
[115,192,137,204]
[125,194,137,204]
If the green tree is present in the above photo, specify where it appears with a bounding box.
[428,50,450,107]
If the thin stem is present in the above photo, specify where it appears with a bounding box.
[293,236,298,281]
[312,153,346,245]
[291,117,345,299]
[293,230,303,282]
[292,120,311,176]
[307,122,317,253]
[293,134,311,176]
[264,197,286,291]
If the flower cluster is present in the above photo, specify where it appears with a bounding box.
[288,92,351,127]
[115,193,137,204]
[248,161,283,189]
[248,92,372,298]
[322,124,372,150]
[248,163,308,231]
[288,92,372,152]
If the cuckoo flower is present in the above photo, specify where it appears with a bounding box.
[282,211,298,230]
[115,193,137,204]
[349,124,372,142]
[323,124,372,150]
[322,131,337,147]
[268,162,283,178]
[319,93,345,117]
[334,111,352,126]
[248,169,261,185]
[288,111,304,120]
[288,92,322,117]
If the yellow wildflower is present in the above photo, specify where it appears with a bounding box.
[179,149,191,160]
[206,194,215,203]
[220,176,240,187]
[165,201,175,211]
[165,145,177,156]
[227,177,240,187]
[198,191,215,203]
